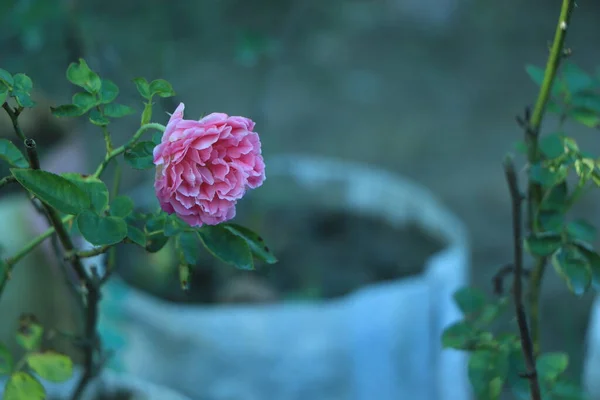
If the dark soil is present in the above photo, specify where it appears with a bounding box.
[117,206,444,304]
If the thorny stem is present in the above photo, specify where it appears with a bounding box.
[504,158,542,400]
[22,140,100,400]
[0,107,162,400]
[526,0,576,357]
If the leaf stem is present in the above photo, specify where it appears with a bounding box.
[65,245,111,260]
[526,0,575,357]
[1,103,26,141]
[504,157,542,400]
[0,175,16,189]
[0,219,67,296]
[93,122,164,179]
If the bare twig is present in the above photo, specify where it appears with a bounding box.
[504,157,541,400]
[24,139,40,169]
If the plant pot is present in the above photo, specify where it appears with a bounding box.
[0,367,192,400]
[99,154,471,400]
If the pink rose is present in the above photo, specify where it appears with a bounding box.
[153,103,266,227]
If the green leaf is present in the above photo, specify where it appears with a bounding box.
[452,287,486,315]
[574,158,595,181]
[149,79,175,98]
[539,211,564,232]
[571,91,600,113]
[539,133,565,159]
[15,314,43,351]
[14,92,35,108]
[475,300,509,326]
[145,213,166,232]
[552,246,592,296]
[0,68,14,87]
[89,109,110,126]
[536,352,568,383]
[10,169,90,215]
[593,170,600,187]
[562,63,594,94]
[110,195,134,218]
[566,219,596,243]
[145,214,169,252]
[104,103,135,118]
[26,351,73,383]
[441,320,476,350]
[62,173,109,214]
[177,231,200,265]
[0,139,28,168]
[0,342,14,375]
[529,163,568,188]
[99,79,119,104]
[4,372,45,400]
[524,232,563,257]
[72,92,97,113]
[126,225,146,247]
[222,223,278,264]
[569,107,600,128]
[12,74,32,93]
[164,216,184,237]
[540,181,568,212]
[0,83,8,105]
[124,141,155,170]
[51,104,85,118]
[133,77,151,99]
[574,246,600,291]
[141,102,153,125]
[66,59,101,93]
[563,137,579,153]
[197,225,254,270]
[77,210,128,246]
[468,350,509,400]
